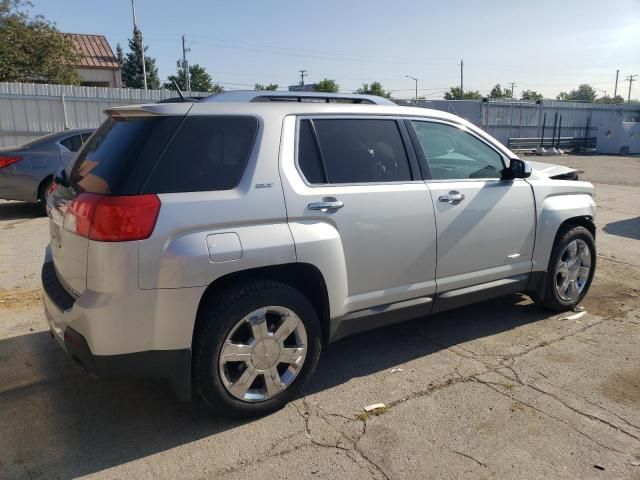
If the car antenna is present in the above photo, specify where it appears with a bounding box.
[172,80,186,102]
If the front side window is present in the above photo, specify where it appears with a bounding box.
[411,121,505,180]
[298,118,412,184]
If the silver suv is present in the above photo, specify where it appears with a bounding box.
[42,92,596,418]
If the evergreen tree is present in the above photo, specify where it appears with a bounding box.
[121,27,159,89]
[115,43,124,67]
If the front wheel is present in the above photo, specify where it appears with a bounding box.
[192,280,321,418]
[540,225,596,311]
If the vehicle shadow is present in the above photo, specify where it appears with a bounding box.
[603,216,640,240]
[0,294,550,478]
[0,201,43,220]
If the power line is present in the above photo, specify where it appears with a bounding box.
[299,69,307,86]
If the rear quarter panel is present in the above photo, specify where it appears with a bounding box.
[138,111,295,290]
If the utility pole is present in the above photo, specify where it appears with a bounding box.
[405,75,418,101]
[182,34,191,93]
[460,59,464,93]
[130,0,147,90]
[626,74,637,102]
[614,69,619,98]
[509,82,516,98]
[299,69,307,86]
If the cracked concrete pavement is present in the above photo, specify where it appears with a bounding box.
[1,155,639,479]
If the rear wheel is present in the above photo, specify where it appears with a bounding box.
[37,176,53,215]
[193,280,321,418]
[540,225,596,311]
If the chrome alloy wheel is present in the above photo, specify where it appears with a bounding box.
[554,239,592,302]
[219,306,308,402]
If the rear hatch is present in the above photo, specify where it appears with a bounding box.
[47,104,189,296]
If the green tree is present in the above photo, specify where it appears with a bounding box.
[556,84,597,102]
[356,81,391,98]
[489,83,512,99]
[163,62,222,93]
[121,26,160,89]
[520,89,543,101]
[489,84,503,98]
[0,0,81,84]
[443,87,482,100]
[254,83,278,91]
[314,78,339,93]
[115,43,124,67]
[594,94,624,104]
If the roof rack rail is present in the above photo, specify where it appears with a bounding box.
[201,90,395,105]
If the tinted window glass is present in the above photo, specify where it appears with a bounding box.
[297,120,325,184]
[411,121,504,180]
[143,116,258,194]
[80,132,93,143]
[68,116,182,195]
[60,134,83,152]
[312,119,412,183]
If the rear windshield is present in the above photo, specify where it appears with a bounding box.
[68,116,182,195]
[67,115,258,196]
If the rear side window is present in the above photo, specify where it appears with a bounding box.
[60,134,83,152]
[143,116,258,194]
[298,118,412,184]
[69,116,182,195]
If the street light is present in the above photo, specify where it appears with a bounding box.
[595,88,607,98]
[405,75,418,101]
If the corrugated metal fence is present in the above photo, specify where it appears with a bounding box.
[409,98,640,145]
[2,82,640,148]
[0,82,210,147]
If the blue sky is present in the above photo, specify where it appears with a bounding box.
[33,0,640,99]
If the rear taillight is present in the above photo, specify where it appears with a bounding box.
[63,193,161,242]
[0,156,22,168]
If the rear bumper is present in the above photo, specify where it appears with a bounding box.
[0,168,39,202]
[42,259,192,400]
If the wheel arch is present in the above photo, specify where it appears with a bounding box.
[530,214,596,300]
[37,174,54,202]
[193,262,331,345]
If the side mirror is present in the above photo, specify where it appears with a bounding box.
[502,158,532,180]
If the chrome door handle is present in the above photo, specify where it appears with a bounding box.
[438,191,465,204]
[307,199,344,212]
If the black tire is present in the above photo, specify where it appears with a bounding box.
[37,177,52,215]
[540,225,596,311]
[192,279,321,418]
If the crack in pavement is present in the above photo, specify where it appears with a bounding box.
[525,383,640,442]
[411,320,640,456]
[472,378,632,456]
[292,399,389,480]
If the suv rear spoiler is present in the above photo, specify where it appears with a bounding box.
[104,103,192,117]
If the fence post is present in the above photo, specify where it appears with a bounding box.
[61,94,68,129]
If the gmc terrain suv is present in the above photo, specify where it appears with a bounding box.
[43,91,596,418]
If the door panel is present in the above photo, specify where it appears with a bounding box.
[427,180,535,292]
[279,116,438,316]
[408,118,536,292]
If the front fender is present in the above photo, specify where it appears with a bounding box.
[531,183,596,272]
